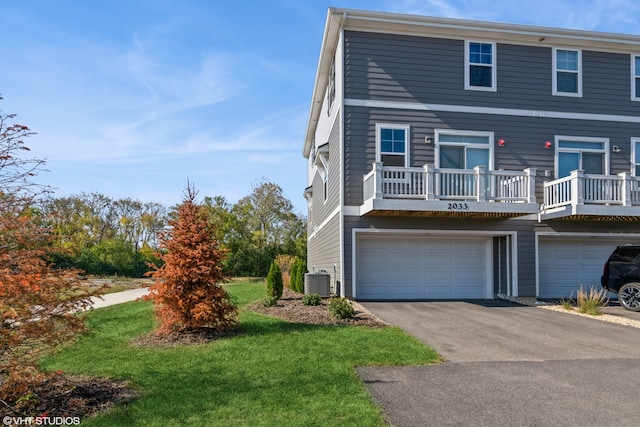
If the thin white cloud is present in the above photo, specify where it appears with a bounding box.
[361,0,640,34]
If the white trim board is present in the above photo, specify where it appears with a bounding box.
[345,98,640,124]
[308,205,340,241]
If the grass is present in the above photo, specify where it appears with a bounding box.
[42,281,439,426]
[576,285,609,316]
[560,285,610,315]
[560,297,574,311]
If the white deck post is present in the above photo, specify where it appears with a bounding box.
[619,171,632,206]
[571,170,584,208]
[424,164,435,200]
[475,165,487,202]
[524,168,537,203]
[372,162,383,200]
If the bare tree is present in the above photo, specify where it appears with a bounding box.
[0,95,48,201]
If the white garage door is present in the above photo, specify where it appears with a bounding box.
[538,238,638,299]
[355,234,491,300]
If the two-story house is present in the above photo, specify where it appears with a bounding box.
[303,8,640,301]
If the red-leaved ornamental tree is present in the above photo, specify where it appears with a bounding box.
[0,199,94,391]
[146,184,237,335]
[0,97,98,398]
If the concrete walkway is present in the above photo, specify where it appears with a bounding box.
[88,288,149,310]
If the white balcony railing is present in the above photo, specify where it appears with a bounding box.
[362,163,537,203]
[543,170,640,210]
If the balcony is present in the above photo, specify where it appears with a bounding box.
[540,170,640,220]
[361,162,539,217]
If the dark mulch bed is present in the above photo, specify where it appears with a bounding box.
[131,326,241,347]
[1,373,136,419]
[248,287,388,327]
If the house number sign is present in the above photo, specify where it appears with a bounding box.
[447,202,471,211]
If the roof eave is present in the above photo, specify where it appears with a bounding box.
[303,10,344,158]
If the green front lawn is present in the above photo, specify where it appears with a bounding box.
[42,281,439,426]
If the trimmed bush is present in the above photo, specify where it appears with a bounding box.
[290,257,307,293]
[262,295,279,307]
[266,261,284,299]
[290,258,300,293]
[328,297,355,319]
[302,293,322,306]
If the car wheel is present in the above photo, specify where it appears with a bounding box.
[618,283,640,312]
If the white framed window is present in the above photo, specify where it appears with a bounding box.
[632,138,640,175]
[323,173,328,202]
[553,48,582,97]
[376,124,410,167]
[314,143,330,203]
[632,55,640,101]
[435,129,493,170]
[327,59,336,114]
[465,41,496,91]
[555,136,608,178]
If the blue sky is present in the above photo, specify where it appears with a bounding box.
[2,0,640,213]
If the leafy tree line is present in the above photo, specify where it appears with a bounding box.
[202,179,306,277]
[37,179,306,277]
[38,193,167,277]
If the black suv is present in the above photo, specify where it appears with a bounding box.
[601,245,640,311]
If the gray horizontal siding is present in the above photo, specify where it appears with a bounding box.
[344,105,640,206]
[309,115,341,228]
[307,115,342,296]
[344,31,640,116]
[307,214,340,294]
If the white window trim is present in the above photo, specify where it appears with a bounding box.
[464,41,497,92]
[632,138,640,175]
[313,144,330,204]
[553,48,582,97]
[434,129,494,170]
[375,123,410,167]
[554,135,609,177]
[631,55,640,102]
[323,173,328,203]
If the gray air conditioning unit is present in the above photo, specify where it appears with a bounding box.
[304,271,331,297]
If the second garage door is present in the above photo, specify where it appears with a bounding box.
[538,237,640,299]
[355,234,491,300]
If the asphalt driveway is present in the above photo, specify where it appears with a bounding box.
[358,301,640,426]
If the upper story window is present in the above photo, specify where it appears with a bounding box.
[314,143,330,202]
[327,59,336,115]
[553,48,582,97]
[435,130,493,170]
[632,56,640,101]
[632,139,640,175]
[465,41,496,91]
[556,137,608,178]
[376,124,409,167]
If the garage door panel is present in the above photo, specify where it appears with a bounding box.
[427,271,454,281]
[538,238,640,299]
[455,286,485,298]
[455,271,482,282]
[356,234,489,300]
[424,286,455,299]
